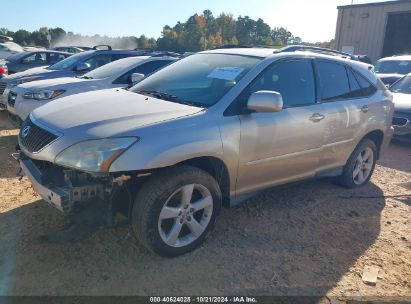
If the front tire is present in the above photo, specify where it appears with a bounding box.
[131,165,222,257]
[338,139,377,188]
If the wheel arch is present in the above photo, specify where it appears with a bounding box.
[177,156,231,208]
[362,129,384,159]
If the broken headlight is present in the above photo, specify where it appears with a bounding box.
[55,137,139,172]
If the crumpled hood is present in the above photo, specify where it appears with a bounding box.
[18,77,93,91]
[32,88,203,137]
[4,66,59,81]
[392,92,411,113]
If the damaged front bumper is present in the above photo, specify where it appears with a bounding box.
[14,152,105,213]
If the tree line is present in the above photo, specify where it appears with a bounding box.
[0,10,333,52]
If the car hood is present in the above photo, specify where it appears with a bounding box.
[32,88,204,137]
[4,66,57,80]
[392,92,411,113]
[18,77,93,90]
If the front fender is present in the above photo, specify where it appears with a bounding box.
[109,117,224,172]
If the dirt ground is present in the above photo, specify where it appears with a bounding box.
[0,111,410,299]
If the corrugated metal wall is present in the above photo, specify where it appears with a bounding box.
[335,0,411,62]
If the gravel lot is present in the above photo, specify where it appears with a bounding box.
[0,111,410,299]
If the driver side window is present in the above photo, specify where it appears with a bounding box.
[83,54,112,70]
[22,52,46,64]
[230,59,316,114]
[249,59,315,108]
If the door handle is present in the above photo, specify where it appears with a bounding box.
[361,105,369,113]
[310,113,325,122]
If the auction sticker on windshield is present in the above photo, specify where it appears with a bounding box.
[207,67,244,81]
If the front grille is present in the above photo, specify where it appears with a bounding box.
[19,117,58,153]
[7,91,17,107]
[0,81,6,95]
[392,116,408,127]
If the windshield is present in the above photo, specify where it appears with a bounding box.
[390,75,411,94]
[48,52,90,71]
[375,60,411,74]
[83,56,145,79]
[130,53,262,107]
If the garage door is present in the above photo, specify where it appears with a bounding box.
[382,11,411,57]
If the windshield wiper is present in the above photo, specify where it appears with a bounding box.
[136,90,177,100]
[136,90,208,108]
[81,75,93,79]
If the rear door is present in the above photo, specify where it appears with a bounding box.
[314,60,376,170]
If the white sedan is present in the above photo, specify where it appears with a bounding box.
[7,55,177,123]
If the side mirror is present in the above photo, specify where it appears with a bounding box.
[247,90,283,113]
[75,62,91,72]
[130,73,145,83]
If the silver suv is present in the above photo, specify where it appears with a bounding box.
[15,47,394,256]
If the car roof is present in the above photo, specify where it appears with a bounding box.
[378,55,411,61]
[80,49,149,55]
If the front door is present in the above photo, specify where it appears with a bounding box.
[235,58,326,195]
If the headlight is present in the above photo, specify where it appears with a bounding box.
[10,77,38,87]
[55,137,139,172]
[22,89,66,101]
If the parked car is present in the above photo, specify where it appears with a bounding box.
[389,73,411,138]
[0,62,8,79]
[0,41,25,59]
[2,50,71,74]
[14,48,393,257]
[375,55,411,85]
[0,48,148,109]
[7,55,177,123]
[51,46,92,54]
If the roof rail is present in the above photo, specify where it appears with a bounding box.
[92,45,112,50]
[213,44,252,49]
[276,45,356,60]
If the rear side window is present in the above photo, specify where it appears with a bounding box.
[316,61,350,101]
[347,68,377,98]
[245,59,316,108]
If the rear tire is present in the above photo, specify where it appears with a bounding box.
[131,165,222,257]
[338,139,377,188]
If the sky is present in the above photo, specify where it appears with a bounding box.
[2,0,390,42]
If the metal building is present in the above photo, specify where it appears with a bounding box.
[335,0,411,62]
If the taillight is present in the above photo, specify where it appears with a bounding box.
[0,66,8,76]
